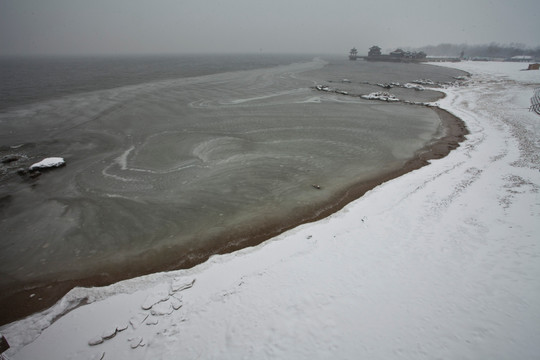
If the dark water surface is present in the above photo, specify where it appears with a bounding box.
[0,55,466,321]
[0,54,312,110]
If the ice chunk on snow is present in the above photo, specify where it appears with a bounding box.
[150,302,173,316]
[145,317,159,326]
[101,327,117,340]
[141,292,169,310]
[88,336,104,346]
[129,313,149,329]
[170,295,183,310]
[29,157,65,170]
[90,352,105,360]
[129,337,144,349]
[170,278,195,293]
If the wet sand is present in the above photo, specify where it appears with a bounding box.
[0,101,467,326]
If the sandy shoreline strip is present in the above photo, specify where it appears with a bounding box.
[0,101,467,326]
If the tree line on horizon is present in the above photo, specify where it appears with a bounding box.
[410,43,540,58]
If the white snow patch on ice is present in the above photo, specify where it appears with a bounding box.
[115,146,134,170]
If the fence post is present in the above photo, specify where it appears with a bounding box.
[531,88,540,116]
[0,334,9,359]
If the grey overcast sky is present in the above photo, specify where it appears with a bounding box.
[1,0,539,56]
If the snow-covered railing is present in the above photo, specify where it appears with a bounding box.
[530,87,540,116]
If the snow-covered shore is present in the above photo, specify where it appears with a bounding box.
[2,61,539,359]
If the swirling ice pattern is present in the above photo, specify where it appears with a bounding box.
[0,59,448,291]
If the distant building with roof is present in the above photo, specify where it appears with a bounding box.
[364,46,427,62]
[368,46,382,57]
[349,47,358,60]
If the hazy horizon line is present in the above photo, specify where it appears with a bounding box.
[2,42,538,59]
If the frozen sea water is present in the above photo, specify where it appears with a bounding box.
[0,56,466,303]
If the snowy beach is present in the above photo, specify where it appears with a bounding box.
[2,61,540,359]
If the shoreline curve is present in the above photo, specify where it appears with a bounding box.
[0,100,468,326]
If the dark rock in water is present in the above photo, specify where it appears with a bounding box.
[17,168,28,176]
[1,155,20,164]
[0,333,10,353]
[0,195,13,209]
[17,167,41,181]
[29,171,41,179]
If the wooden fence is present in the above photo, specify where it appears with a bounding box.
[531,87,540,116]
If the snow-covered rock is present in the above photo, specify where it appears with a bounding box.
[29,157,65,170]
[361,91,399,102]
[412,78,435,85]
[403,83,425,91]
[315,84,331,91]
